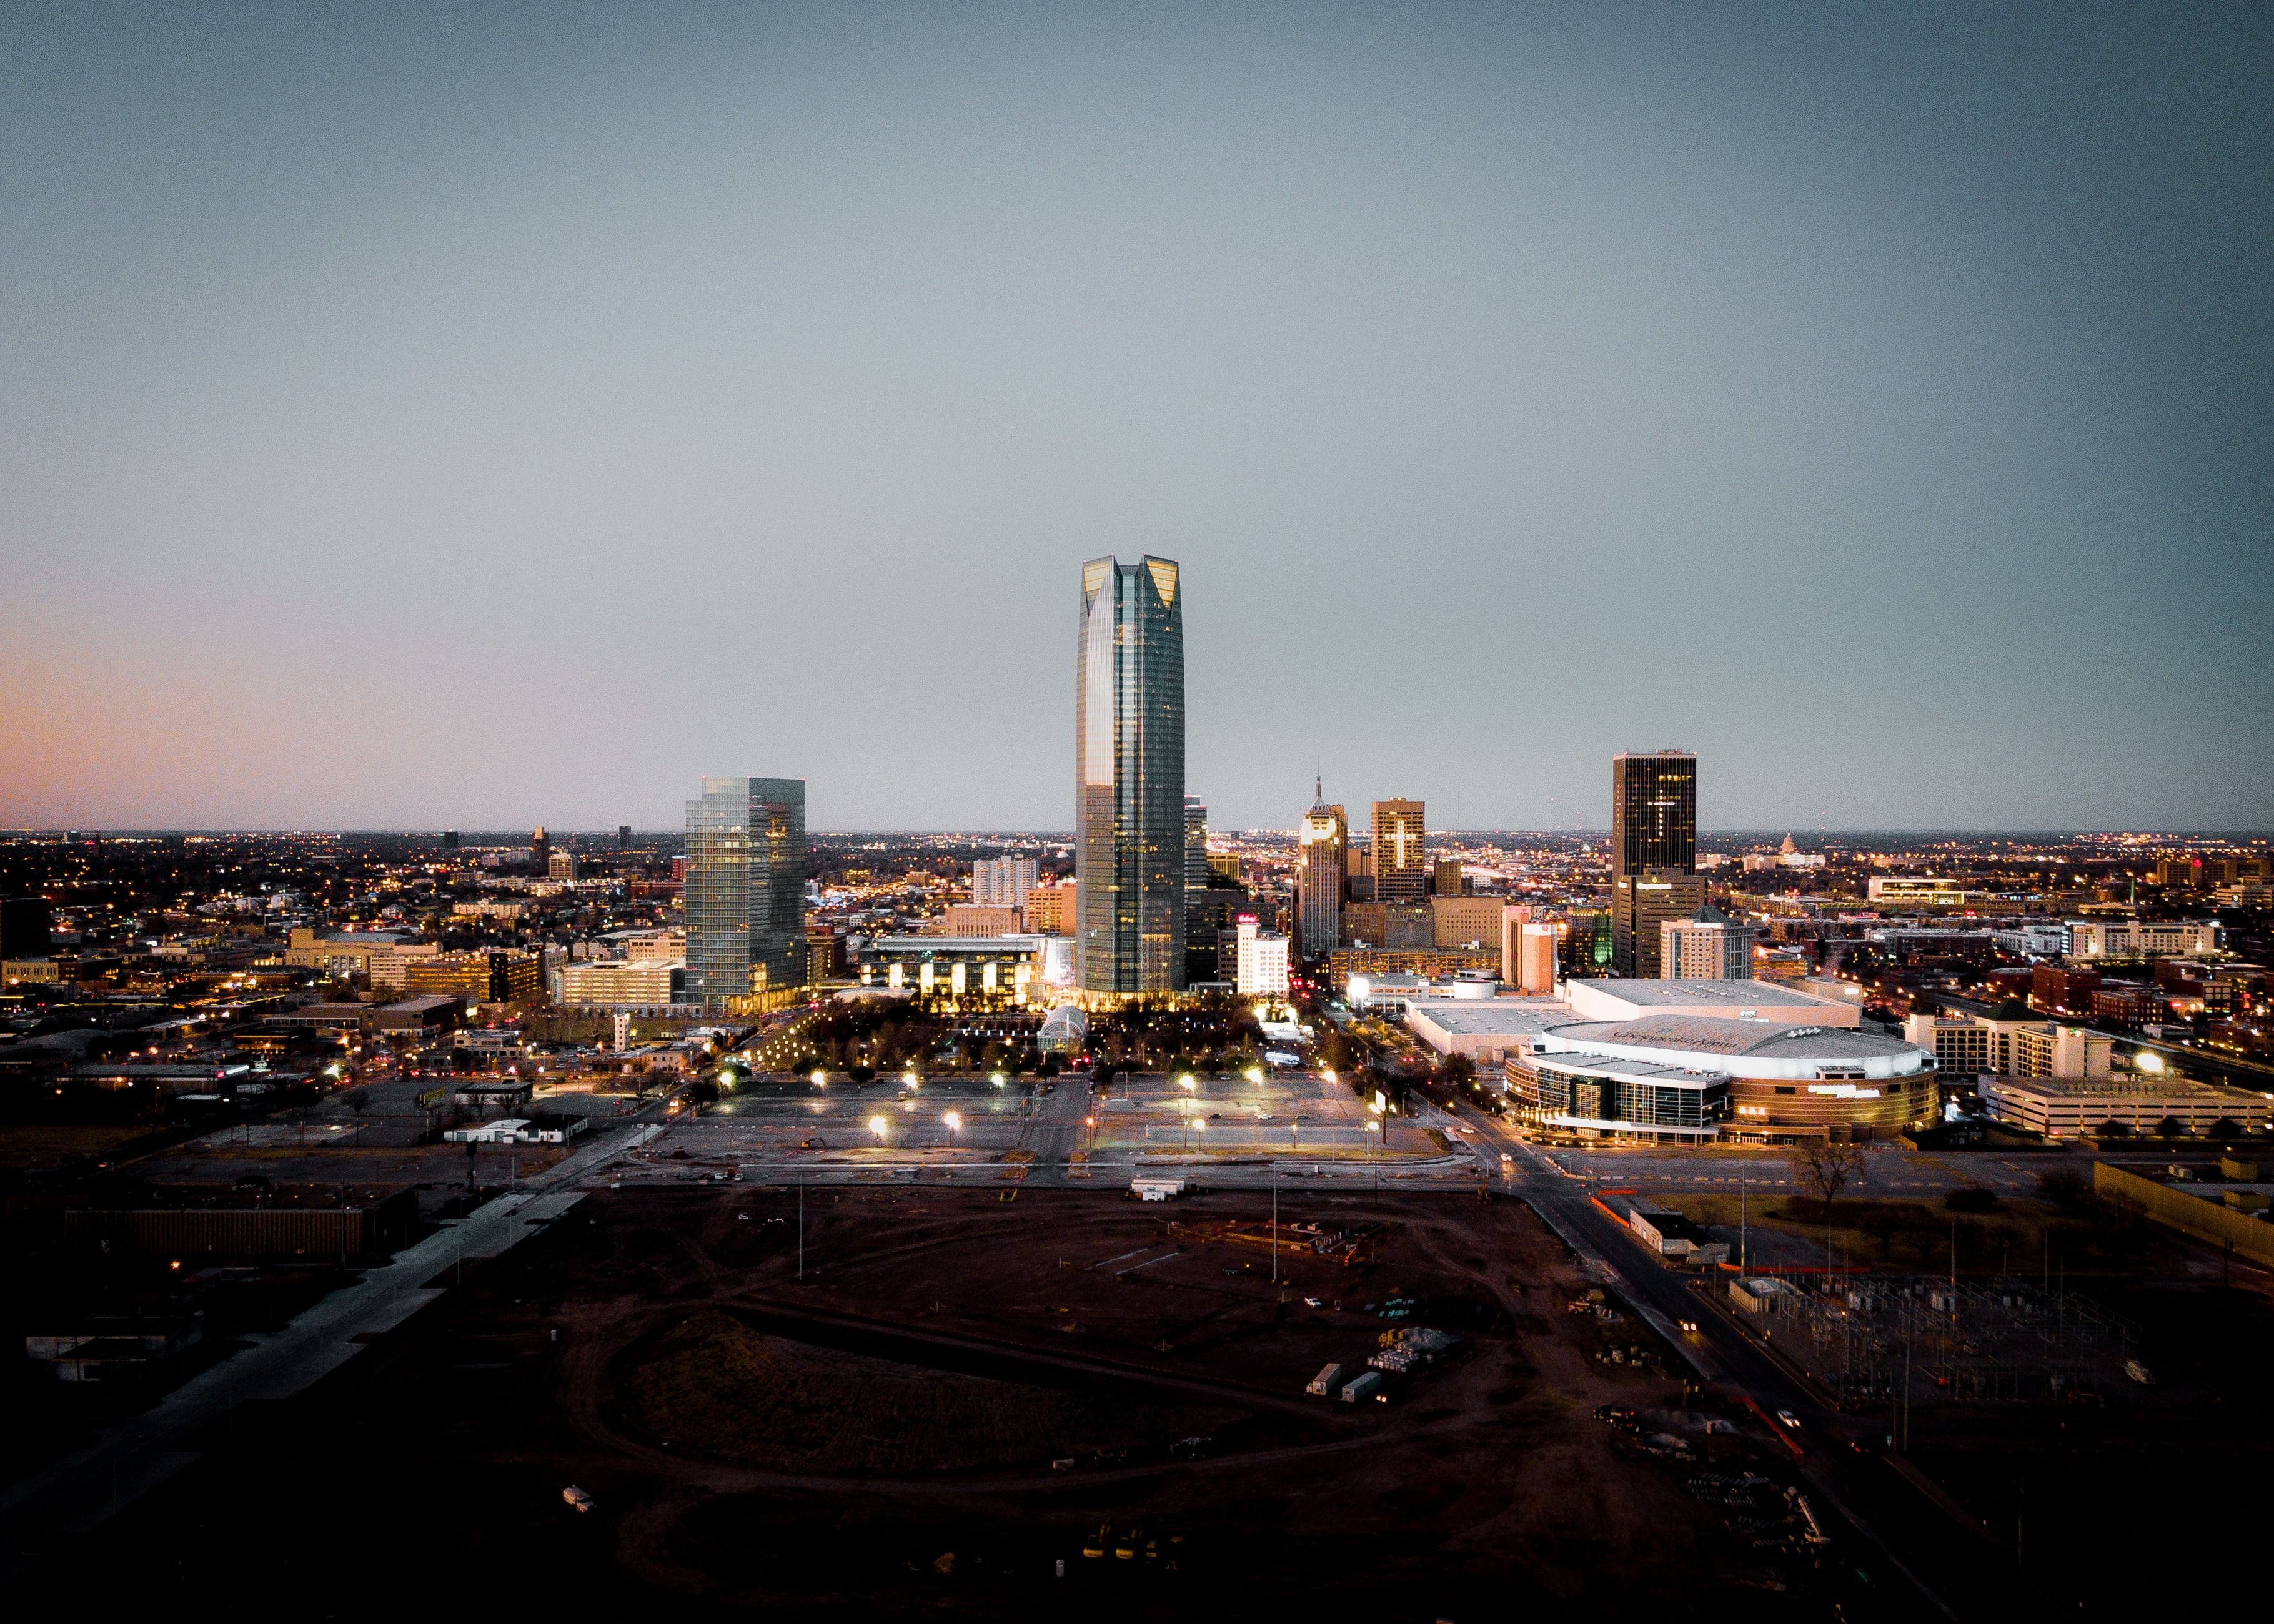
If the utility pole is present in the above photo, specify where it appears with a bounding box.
[797,1182,805,1282]
[1271,1182,1279,1287]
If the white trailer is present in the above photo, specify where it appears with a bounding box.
[1131,1176,1187,1201]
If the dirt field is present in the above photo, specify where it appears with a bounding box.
[17,1187,1878,1620]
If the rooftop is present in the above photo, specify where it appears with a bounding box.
[1546,1014,1921,1062]
[1566,978,1851,1009]
[1404,1000,1579,1038]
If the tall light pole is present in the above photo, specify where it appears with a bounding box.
[943,1110,960,1151]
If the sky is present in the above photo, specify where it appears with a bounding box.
[3,2,2269,833]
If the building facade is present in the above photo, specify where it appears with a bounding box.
[1659,904,1753,979]
[1371,800,1427,903]
[1234,917,1290,999]
[1611,751,1696,877]
[684,776,808,1008]
[1075,556,1186,994]
[1614,871,1707,980]
[1296,781,1344,959]
[972,856,1040,909]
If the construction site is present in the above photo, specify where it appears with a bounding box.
[13,1186,1886,1620]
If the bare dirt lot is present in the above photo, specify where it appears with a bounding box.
[17,1187,1879,1620]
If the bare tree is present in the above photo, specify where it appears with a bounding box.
[1791,1139,1867,1213]
[1792,1139,1870,1268]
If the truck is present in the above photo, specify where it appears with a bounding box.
[1131,1177,1186,1201]
[1307,1362,1344,1397]
[1340,1369,1384,1404]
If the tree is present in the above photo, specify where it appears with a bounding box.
[1791,1139,1867,1212]
[2095,1119,2132,1139]
[2153,1116,2186,1141]
[1790,1140,1867,1272]
[1443,1054,1477,1089]
[2208,1116,2242,1141]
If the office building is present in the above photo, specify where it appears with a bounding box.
[1561,909,1615,978]
[1659,904,1753,980]
[1372,800,1427,903]
[972,856,1040,910]
[1075,555,1184,994]
[530,826,550,872]
[1433,858,1465,897]
[1430,894,1502,950]
[558,958,685,1009]
[1500,908,1558,995]
[547,849,579,882]
[2067,919,2223,959]
[1613,870,1708,979]
[1022,879,1076,936]
[1296,781,1344,959]
[937,905,1021,938]
[618,824,632,849]
[1234,917,1290,999]
[441,830,459,851]
[684,776,808,1008]
[1611,751,1696,876]
[1609,751,1699,978]
[405,949,543,1007]
[1207,851,1241,886]
[1184,798,1209,898]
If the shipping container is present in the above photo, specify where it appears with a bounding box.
[1340,1369,1384,1403]
[1307,1362,1344,1397]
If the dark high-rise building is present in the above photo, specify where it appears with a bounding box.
[1075,555,1185,993]
[1372,800,1427,903]
[618,824,632,850]
[441,830,459,850]
[1609,750,1702,977]
[530,826,551,872]
[1611,751,1697,878]
[1,896,54,959]
[1613,871,1709,979]
[685,777,808,1006]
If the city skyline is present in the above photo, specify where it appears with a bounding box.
[4,7,2270,833]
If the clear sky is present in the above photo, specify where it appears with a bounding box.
[4,3,2268,833]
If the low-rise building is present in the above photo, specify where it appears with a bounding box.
[1979,1076,2269,1139]
[2067,919,2223,959]
[856,934,1071,1004]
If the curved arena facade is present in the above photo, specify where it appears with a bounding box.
[1505,1013,1938,1144]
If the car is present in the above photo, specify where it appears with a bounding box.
[1678,1319,1699,1334]
[1776,1409,1802,1430]
[1303,1295,1323,1309]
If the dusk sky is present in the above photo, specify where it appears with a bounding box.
[4,3,2268,833]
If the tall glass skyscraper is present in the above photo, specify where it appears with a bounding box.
[1610,751,1701,978]
[1076,555,1185,994]
[1297,781,1346,959]
[684,776,807,1007]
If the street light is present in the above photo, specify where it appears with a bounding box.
[1320,1068,1337,1085]
[1245,1066,1263,1085]
[812,1069,827,1088]
[868,1114,888,1144]
[991,1071,1006,1087]
[943,1110,960,1149]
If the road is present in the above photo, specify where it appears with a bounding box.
[0,1116,666,1590]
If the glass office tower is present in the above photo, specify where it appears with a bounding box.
[1076,555,1185,994]
[684,776,807,1007]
